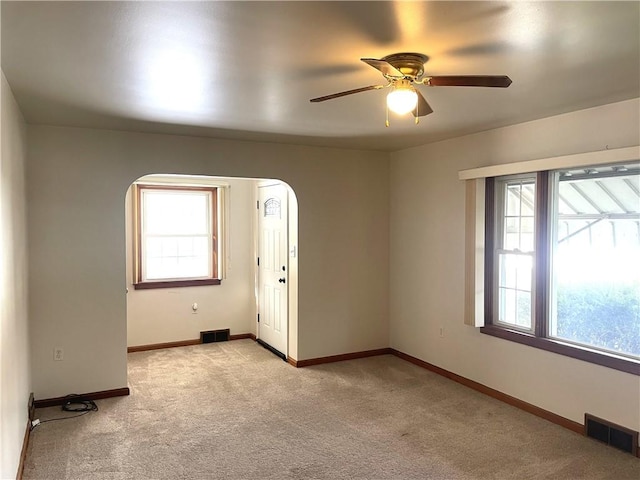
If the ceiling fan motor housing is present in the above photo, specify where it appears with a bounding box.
[381,52,429,79]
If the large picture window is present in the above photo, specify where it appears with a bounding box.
[133,184,220,289]
[483,163,640,374]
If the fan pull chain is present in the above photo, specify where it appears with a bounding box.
[385,105,390,127]
[415,101,419,125]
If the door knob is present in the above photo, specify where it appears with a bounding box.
[278,278,286,284]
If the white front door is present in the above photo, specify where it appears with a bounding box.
[257,183,288,357]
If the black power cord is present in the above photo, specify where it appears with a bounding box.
[62,394,98,413]
[31,394,98,430]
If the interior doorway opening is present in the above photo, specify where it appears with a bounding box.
[124,174,298,363]
[256,181,291,359]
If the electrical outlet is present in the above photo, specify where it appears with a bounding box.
[53,347,64,361]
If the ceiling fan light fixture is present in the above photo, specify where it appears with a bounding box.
[386,80,418,115]
[310,52,511,124]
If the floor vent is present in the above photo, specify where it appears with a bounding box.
[585,413,638,455]
[200,329,230,344]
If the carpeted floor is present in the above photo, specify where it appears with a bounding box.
[24,340,639,479]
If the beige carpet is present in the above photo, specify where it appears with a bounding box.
[24,340,639,479]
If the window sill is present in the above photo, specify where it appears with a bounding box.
[480,325,640,376]
[133,279,221,290]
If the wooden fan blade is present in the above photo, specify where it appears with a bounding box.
[361,58,404,78]
[412,90,433,117]
[425,75,512,87]
[310,85,384,102]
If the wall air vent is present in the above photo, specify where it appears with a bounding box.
[585,413,638,456]
[200,329,230,343]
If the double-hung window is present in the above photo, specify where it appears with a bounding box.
[481,162,640,374]
[492,175,536,331]
[133,184,220,289]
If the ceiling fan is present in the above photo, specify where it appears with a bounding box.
[310,52,512,126]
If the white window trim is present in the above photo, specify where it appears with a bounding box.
[464,178,486,326]
[459,145,640,181]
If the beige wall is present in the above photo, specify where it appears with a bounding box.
[27,126,390,399]
[125,177,257,347]
[390,98,640,431]
[1,72,30,479]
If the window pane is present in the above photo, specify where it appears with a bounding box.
[497,253,533,329]
[143,190,210,235]
[506,187,521,216]
[499,253,516,288]
[550,171,640,357]
[501,180,536,252]
[520,184,536,216]
[499,287,517,325]
[144,235,210,280]
[516,291,532,328]
[520,217,535,252]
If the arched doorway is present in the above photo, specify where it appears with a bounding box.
[124,174,299,365]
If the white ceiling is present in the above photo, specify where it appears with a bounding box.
[2,1,639,151]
